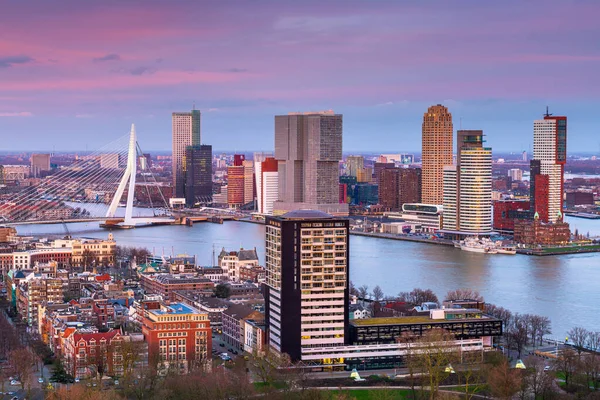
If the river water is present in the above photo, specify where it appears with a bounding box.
[15,213,600,339]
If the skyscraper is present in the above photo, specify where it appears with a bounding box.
[346,156,364,178]
[256,157,278,215]
[422,105,453,205]
[184,145,212,207]
[172,109,201,198]
[273,111,348,215]
[227,155,245,207]
[532,109,567,222]
[443,130,492,233]
[264,210,349,361]
[378,168,422,210]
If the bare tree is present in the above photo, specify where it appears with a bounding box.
[553,347,579,389]
[588,331,600,352]
[459,349,485,400]
[520,356,556,399]
[537,316,552,346]
[445,288,484,302]
[507,314,529,358]
[357,285,369,302]
[9,348,34,391]
[486,358,522,399]
[372,285,384,302]
[349,281,359,297]
[568,326,590,355]
[581,352,600,392]
[398,288,439,306]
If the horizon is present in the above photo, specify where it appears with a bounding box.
[1,1,599,153]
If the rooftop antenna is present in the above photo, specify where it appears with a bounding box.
[544,106,552,117]
[192,102,196,110]
[460,117,462,130]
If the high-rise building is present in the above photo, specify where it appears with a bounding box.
[227,156,245,207]
[172,109,201,198]
[443,131,492,233]
[184,145,212,207]
[264,210,349,362]
[346,156,364,178]
[532,109,567,222]
[507,168,523,181]
[522,151,528,162]
[30,153,51,177]
[242,159,254,205]
[378,168,422,210]
[273,111,348,216]
[256,157,278,215]
[422,105,453,205]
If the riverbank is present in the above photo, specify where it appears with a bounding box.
[517,244,600,256]
[348,231,454,246]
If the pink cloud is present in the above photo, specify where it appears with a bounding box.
[0,111,32,117]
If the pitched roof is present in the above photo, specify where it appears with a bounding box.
[238,248,258,261]
[222,304,255,320]
[74,329,121,343]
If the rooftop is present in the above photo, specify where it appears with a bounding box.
[280,209,334,220]
[149,302,199,315]
[351,314,494,327]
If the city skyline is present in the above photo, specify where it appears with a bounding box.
[1,1,599,153]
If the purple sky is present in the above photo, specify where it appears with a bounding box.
[1,0,599,154]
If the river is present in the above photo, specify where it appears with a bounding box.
[15,213,600,339]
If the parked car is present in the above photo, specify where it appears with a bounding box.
[10,380,20,386]
[75,378,80,383]
[38,377,44,383]
[544,366,551,371]
[219,343,225,347]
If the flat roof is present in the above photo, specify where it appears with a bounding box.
[149,302,198,315]
[351,315,495,327]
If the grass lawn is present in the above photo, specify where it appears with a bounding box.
[325,389,413,399]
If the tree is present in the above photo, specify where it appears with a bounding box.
[349,281,359,297]
[50,359,73,384]
[406,328,459,399]
[250,348,280,386]
[397,288,439,306]
[458,350,485,400]
[215,283,231,298]
[506,314,529,358]
[445,289,484,302]
[553,347,579,389]
[580,352,600,392]
[520,355,556,399]
[81,249,98,268]
[486,358,522,399]
[568,326,590,355]
[9,348,34,391]
[372,285,384,302]
[357,285,369,301]
[588,331,600,352]
[120,339,143,379]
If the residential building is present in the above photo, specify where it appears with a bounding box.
[243,318,267,355]
[71,235,116,266]
[532,109,567,222]
[264,210,350,362]
[141,302,211,374]
[273,111,348,216]
[30,153,51,177]
[17,274,67,328]
[255,156,278,215]
[172,109,201,198]
[184,145,212,207]
[443,131,492,234]
[530,160,550,223]
[63,328,124,379]
[140,274,214,302]
[378,168,422,210]
[222,303,263,351]
[217,247,260,282]
[355,166,373,183]
[566,191,594,207]
[227,155,246,207]
[172,292,229,330]
[353,183,378,205]
[422,104,453,205]
[508,168,523,181]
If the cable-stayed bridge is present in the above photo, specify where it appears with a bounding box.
[0,125,175,228]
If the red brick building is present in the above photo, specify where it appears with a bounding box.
[142,302,211,374]
[378,168,422,210]
[533,174,550,222]
[140,274,214,301]
[492,200,530,233]
[63,329,123,379]
[513,217,570,245]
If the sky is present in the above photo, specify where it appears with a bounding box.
[1,0,599,154]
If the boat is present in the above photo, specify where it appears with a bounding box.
[494,241,517,255]
[459,236,498,254]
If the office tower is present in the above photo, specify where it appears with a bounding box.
[256,157,278,215]
[30,153,51,177]
[355,166,373,183]
[172,109,201,198]
[373,162,395,185]
[378,168,422,210]
[227,155,245,207]
[184,145,212,207]
[274,111,348,215]
[532,109,567,222]
[443,131,492,233]
[255,152,272,213]
[422,105,453,205]
[529,160,550,222]
[346,156,364,177]
[243,159,254,205]
[522,151,528,162]
[264,210,349,362]
[100,153,120,169]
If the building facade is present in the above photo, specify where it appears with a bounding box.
[184,145,212,206]
[264,210,350,362]
[273,111,348,215]
[141,302,211,374]
[172,109,201,198]
[30,153,51,177]
[513,216,571,245]
[378,168,422,210]
[532,111,567,222]
[421,105,453,205]
[256,157,278,215]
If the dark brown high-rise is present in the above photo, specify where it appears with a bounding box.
[378,168,422,210]
[422,105,453,205]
